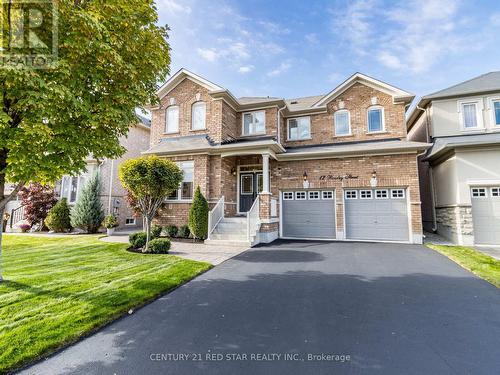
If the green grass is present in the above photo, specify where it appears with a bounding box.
[0,235,212,374]
[427,244,500,288]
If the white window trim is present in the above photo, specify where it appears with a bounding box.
[125,218,137,226]
[334,109,352,137]
[367,106,386,133]
[391,189,406,199]
[487,97,500,128]
[360,190,373,199]
[240,174,254,195]
[166,161,194,202]
[457,99,484,131]
[308,191,320,200]
[295,191,307,200]
[345,190,357,199]
[191,101,206,130]
[287,116,311,141]
[471,187,488,198]
[242,111,266,136]
[60,175,87,204]
[322,191,334,200]
[375,189,389,199]
[491,187,500,197]
[283,192,294,200]
[165,105,179,134]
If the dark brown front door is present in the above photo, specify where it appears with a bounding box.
[239,172,262,212]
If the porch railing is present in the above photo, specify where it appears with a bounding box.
[9,205,25,229]
[208,196,224,240]
[247,195,260,243]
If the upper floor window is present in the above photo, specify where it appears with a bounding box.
[462,102,478,128]
[334,110,351,136]
[367,106,384,133]
[458,99,483,130]
[191,102,206,130]
[242,111,265,136]
[493,100,500,126]
[287,117,311,140]
[168,161,194,201]
[165,106,179,133]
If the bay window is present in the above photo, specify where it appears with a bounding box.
[242,111,265,135]
[168,161,194,201]
[287,117,311,140]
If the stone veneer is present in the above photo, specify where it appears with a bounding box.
[436,205,474,245]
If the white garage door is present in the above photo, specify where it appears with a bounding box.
[471,187,500,245]
[282,190,336,239]
[345,188,409,242]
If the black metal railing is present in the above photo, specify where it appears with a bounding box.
[10,205,25,229]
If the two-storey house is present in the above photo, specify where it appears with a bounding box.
[146,69,429,246]
[408,72,500,246]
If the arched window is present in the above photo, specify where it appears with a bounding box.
[191,102,206,130]
[367,106,385,133]
[165,106,179,133]
[334,110,351,136]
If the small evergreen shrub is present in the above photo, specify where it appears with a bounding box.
[148,238,171,254]
[188,186,209,239]
[70,172,104,233]
[178,225,191,238]
[102,215,119,229]
[45,198,72,232]
[166,225,178,238]
[129,232,147,249]
[151,224,163,239]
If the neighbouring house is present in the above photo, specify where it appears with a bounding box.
[407,71,500,246]
[145,69,429,246]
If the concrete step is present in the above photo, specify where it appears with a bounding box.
[222,217,247,224]
[204,239,252,247]
[209,233,248,241]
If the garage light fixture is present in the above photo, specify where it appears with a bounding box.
[303,171,310,189]
[370,171,378,188]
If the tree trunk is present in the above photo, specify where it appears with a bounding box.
[143,215,152,253]
[0,205,4,282]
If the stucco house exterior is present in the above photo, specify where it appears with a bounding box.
[407,71,500,246]
[145,69,429,246]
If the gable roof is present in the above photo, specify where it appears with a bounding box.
[156,68,224,99]
[313,72,414,107]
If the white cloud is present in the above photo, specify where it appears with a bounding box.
[228,42,250,60]
[257,42,284,54]
[267,62,291,77]
[238,65,254,74]
[258,21,291,35]
[197,48,218,62]
[491,12,500,26]
[377,51,403,70]
[159,0,192,14]
[305,33,319,44]
[328,73,342,83]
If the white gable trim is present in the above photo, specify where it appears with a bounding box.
[313,72,413,108]
[157,68,224,99]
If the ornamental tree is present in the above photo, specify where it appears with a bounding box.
[70,172,104,233]
[18,183,57,229]
[119,156,183,252]
[188,186,209,240]
[0,0,170,280]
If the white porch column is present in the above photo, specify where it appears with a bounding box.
[262,153,270,194]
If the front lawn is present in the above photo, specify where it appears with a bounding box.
[0,235,211,374]
[427,244,500,288]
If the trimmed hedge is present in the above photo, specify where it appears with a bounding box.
[178,225,191,238]
[45,198,71,233]
[148,238,171,254]
[151,224,163,239]
[166,225,178,237]
[129,232,147,249]
[188,186,209,239]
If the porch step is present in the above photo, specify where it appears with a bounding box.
[204,239,252,248]
[222,217,247,224]
[209,233,248,241]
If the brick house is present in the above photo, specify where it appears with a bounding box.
[146,69,429,246]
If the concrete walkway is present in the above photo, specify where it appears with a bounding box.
[101,234,248,265]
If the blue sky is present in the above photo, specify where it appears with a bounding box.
[156,0,500,100]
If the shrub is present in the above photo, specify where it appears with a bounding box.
[70,172,104,233]
[102,215,119,229]
[188,186,209,239]
[148,238,171,254]
[166,225,178,238]
[178,225,191,239]
[45,198,72,232]
[151,224,163,239]
[19,223,31,233]
[129,232,147,249]
[19,183,57,228]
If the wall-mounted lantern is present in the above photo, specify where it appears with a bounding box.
[231,167,237,176]
[370,170,378,187]
[303,171,310,189]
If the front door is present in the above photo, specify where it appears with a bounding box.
[239,172,263,213]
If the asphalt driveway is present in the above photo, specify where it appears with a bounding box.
[19,241,500,375]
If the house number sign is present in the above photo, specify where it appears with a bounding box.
[319,174,359,181]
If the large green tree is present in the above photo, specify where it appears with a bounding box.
[0,0,170,280]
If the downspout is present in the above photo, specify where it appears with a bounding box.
[108,159,114,215]
[277,103,287,145]
[416,104,438,232]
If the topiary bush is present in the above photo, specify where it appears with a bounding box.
[129,232,147,249]
[166,225,178,238]
[178,225,191,238]
[148,238,171,254]
[45,198,72,233]
[188,186,209,239]
[151,224,163,239]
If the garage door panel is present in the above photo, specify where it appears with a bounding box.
[472,188,500,245]
[282,192,336,239]
[345,189,409,242]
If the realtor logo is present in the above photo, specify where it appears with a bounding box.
[0,0,58,69]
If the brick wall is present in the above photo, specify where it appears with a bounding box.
[282,82,407,148]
